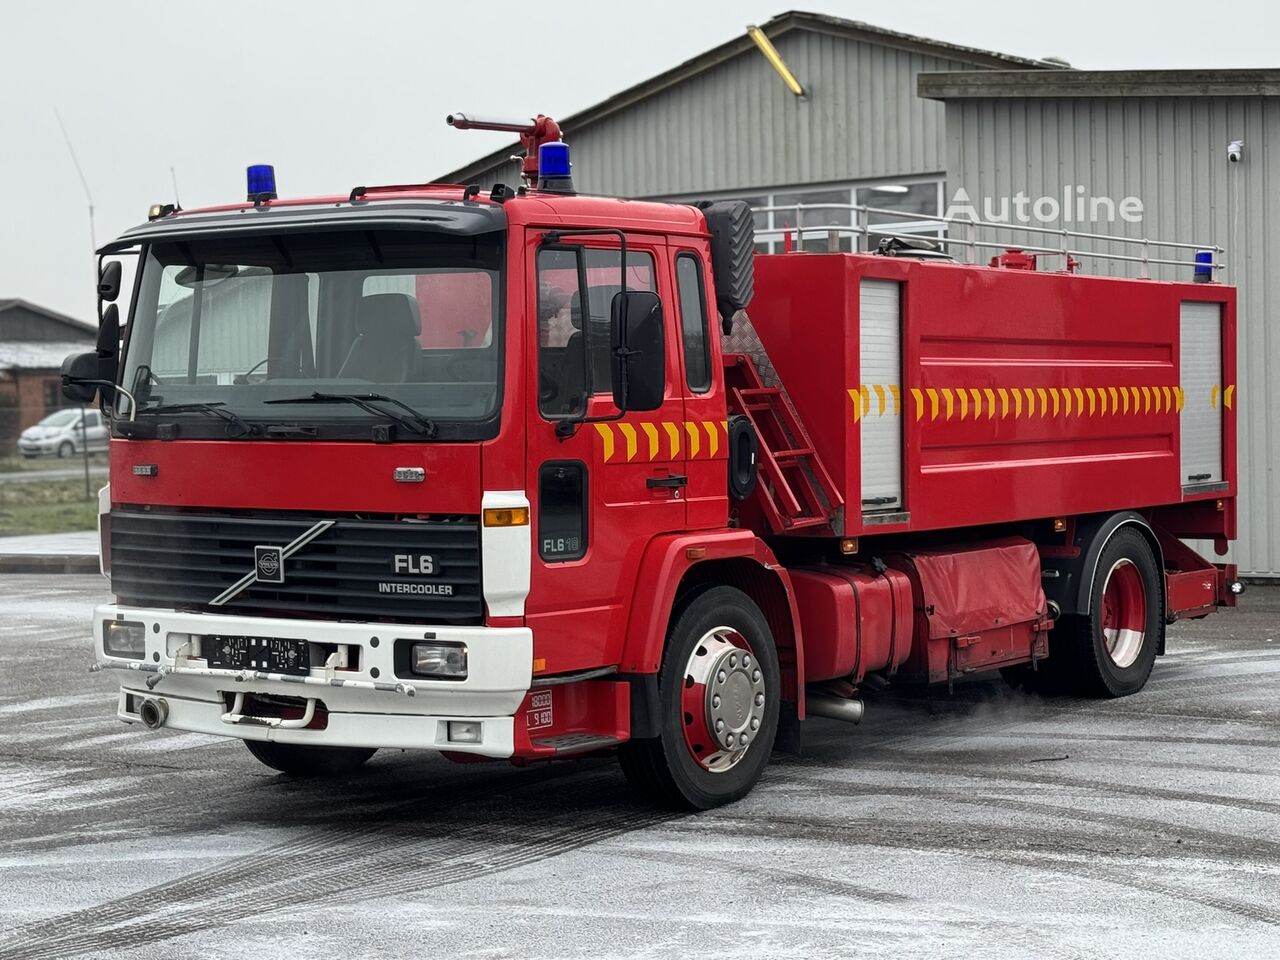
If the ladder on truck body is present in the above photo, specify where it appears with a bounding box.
[725,354,843,533]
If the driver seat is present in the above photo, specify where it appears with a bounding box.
[338,293,421,382]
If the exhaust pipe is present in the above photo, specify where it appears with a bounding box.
[806,693,865,724]
[139,698,168,730]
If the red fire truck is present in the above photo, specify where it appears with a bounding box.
[65,114,1241,809]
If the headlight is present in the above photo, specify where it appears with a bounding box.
[408,641,467,680]
[103,620,146,659]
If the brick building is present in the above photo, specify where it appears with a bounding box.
[0,299,95,454]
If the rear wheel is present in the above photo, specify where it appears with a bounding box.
[1045,529,1163,697]
[618,586,780,810]
[244,740,377,777]
[56,441,74,458]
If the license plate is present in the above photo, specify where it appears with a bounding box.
[206,635,310,676]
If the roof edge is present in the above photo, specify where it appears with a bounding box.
[436,9,1060,185]
[920,68,1280,100]
[0,298,95,334]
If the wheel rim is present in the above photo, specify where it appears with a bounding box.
[680,626,767,773]
[1100,558,1147,668]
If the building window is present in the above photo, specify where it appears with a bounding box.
[42,379,63,411]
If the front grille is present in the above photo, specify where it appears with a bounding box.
[111,508,483,624]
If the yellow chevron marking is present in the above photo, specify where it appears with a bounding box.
[1037,388,1049,417]
[1210,384,1221,409]
[618,423,638,461]
[1224,384,1235,409]
[1050,389,1060,418]
[941,388,955,420]
[1160,386,1172,412]
[1013,389,1023,419]
[1130,386,1140,413]
[860,384,872,418]
[970,388,983,419]
[848,388,862,423]
[926,388,940,421]
[1108,387,1119,415]
[872,384,887,416]
[1120,387,1129,415]
[888,384,901,415]
[1062,388,1073,417]
[910,388,924,421]
[1086,388,1098,416]
[1141,387,1151,414]
[1100,388,1110,416]
[1174,386,1184,412]
[1073,388,1085,416]
[704,421,719,457]
[594,423,615,462]
[663,421,681,458]
[685,421,700,458]
[642,422,660,460]
[958,389,969,420]
[984,388,996,419]
[997,388,1010,418]
[1024,387,1036,417]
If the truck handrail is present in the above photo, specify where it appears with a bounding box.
[751,202,1224,278]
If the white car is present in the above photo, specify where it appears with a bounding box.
[18,408,109,459]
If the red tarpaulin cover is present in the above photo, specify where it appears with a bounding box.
[901,537,1046,639]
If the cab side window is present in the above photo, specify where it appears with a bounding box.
[675,253,711,392]
[536,246,657,418]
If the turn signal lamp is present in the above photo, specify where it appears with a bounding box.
[247,164,277,202]
[483,506,529,527]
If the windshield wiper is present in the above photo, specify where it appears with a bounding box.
[142,401,262,438]
[264,392,438,438]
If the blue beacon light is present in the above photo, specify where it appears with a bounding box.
[537,142,574,193]
[247,164,277,202]
[1193,249,1214,283]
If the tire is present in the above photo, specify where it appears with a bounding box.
[618,586,780,810]
[56,441,74,459]
[244,740,377,777]
[1044,528,1164,698]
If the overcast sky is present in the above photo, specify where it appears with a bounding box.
[3,0,1278,323]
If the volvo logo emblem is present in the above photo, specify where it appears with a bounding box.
[255,546,284,583]
[209,520,335,607]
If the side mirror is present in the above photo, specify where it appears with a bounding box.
[61,352,103,404]
[97,303,120,358]
[98,261,123,303]
[610,290,665,412]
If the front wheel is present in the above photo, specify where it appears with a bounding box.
[56,441,74,459]
[618,586,780,810]
[244,740,377,777]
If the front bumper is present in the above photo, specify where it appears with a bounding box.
[18,437,58,456]
[94,604,532,758]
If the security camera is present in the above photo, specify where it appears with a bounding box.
[1227,140,1244,163]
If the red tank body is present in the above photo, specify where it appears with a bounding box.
[749,253,1237,542]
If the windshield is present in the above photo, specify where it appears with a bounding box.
[39,410,82,428]
[119,229,503,440]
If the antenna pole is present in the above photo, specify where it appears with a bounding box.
[54,108,97,276]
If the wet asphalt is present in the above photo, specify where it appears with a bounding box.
[0,574,1277,959]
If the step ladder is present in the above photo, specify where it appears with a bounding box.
[725,354,843,533]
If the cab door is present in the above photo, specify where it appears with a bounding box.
[524,231,688,675]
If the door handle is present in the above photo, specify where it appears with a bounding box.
[647,475,688,489]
